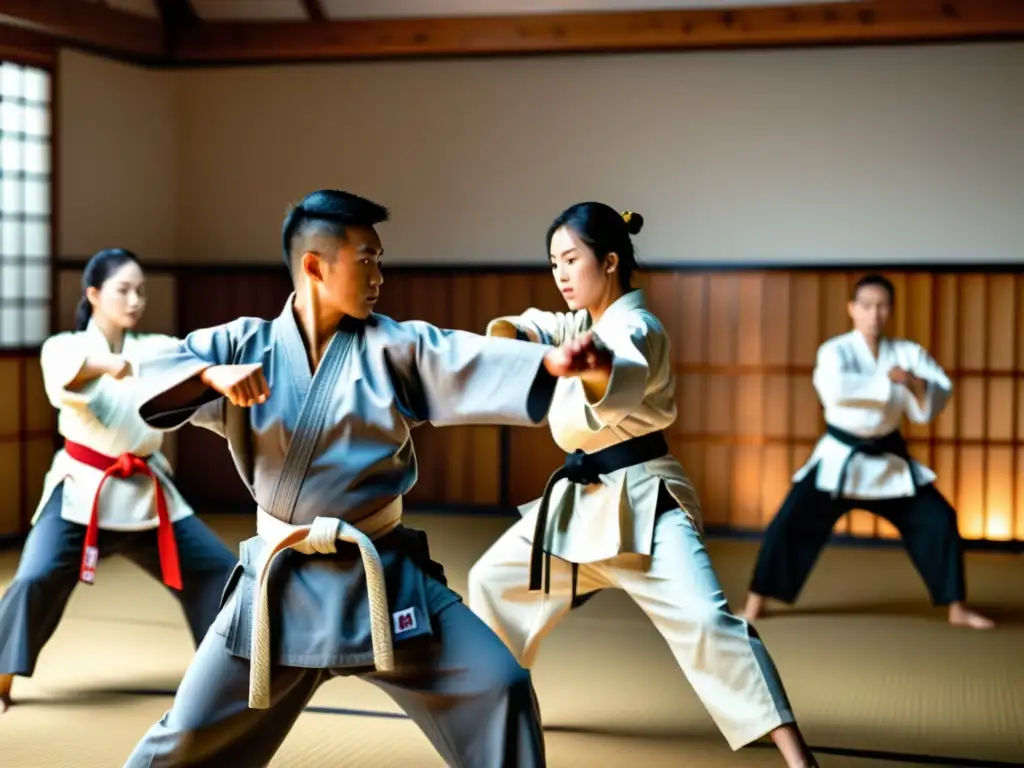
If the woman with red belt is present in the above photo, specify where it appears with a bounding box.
[0,248,238,712]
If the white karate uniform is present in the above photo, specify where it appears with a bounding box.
[795,330,951,499]
[469,289,795,751]
[35,320,193,531]
[747,330,964,607]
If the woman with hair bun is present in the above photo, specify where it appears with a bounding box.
[469,203,818,766]
[0,248,237,713]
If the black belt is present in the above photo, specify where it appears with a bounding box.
[826,424,921,499]
[529,431,670,600]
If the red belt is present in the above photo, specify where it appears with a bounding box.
[64,440,183,591]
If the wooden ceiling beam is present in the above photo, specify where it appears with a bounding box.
[0,0,163,60]
[301,0,327,23]
[155,0,200,56]
[0,23,58,68]
[171,1,1024,65]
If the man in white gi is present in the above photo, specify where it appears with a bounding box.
[743,273,994,631]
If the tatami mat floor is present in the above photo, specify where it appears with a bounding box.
[2,512,1023,767]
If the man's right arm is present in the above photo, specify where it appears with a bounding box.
[812,342,896,410]
[136,317,265,431]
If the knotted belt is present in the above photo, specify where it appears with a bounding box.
[64,440,181,590]
[529,431,669,601]
[249,498,403,710]
[826,424,922,499]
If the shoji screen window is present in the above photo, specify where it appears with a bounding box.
[0,61,50,348]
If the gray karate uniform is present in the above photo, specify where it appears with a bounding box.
[123,295,556,767]
[0,482,237,677]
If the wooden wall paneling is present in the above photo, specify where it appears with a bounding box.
[669,273,709,514]
[250,272,293,319]
[56,268,83,332]
[904,273,935,456]
[57,263,1020,543]
[0,358,23,536]
[703,274,736,527]
[956,274,986,539]
[22,356,56,531]
[1016,275,1024,540]
[1017,442,1024,541]
[931,274,959,533]
[983,274,1017,539]
[0,351,54,536]
[732,273,766,530]
[760,273,793,526]
[373,267,410,320]
[0,439,21,536]
[434,272,481,508]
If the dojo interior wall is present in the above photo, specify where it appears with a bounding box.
[58,264,1019,545]
[29,42,1024,544]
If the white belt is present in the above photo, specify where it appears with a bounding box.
[249,497,403,709]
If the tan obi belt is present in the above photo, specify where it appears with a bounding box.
[249,498,403,709]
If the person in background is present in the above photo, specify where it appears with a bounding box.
[0,248,238,712]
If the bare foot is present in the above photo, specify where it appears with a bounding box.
[0,674,12,713]
[948,603,995,630]
[742,592,767,623]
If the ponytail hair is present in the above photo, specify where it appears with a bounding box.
[74,295,92,332]
[76,248,141,331]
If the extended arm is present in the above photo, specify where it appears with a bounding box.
[486,307,586,346]
[391,321,558,428]
[812,343,895,410]
[40,334,128,413]
[136,319,260,432]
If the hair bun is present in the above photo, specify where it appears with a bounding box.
[621,210,644,235]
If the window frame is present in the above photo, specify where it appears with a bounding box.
[0,53,55,355]
[0,37,56,539]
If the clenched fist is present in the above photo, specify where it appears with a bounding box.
[543,331,613,378]
[888,367,911,384]
[104,354,133,380]
[889,366,926,399]
[200,363,270,407]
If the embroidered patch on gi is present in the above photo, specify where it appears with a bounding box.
[392,607,417,635]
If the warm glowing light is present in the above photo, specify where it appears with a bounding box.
[984,511,1013,541]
